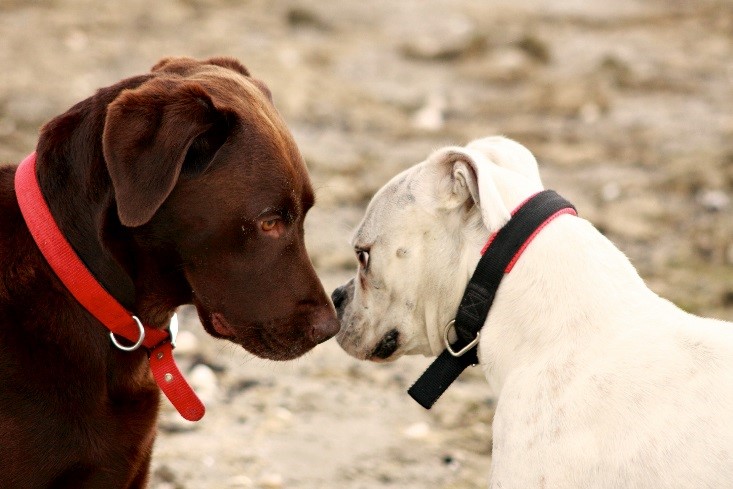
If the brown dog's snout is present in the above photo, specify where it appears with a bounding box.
[308,306,340,344]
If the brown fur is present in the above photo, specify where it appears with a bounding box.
[0,56,338,488]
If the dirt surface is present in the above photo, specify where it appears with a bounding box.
[1,1,732,487]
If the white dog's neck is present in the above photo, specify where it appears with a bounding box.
[421,217,489,356]
[455,214,674,396]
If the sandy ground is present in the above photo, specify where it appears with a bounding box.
[1,0,732,487]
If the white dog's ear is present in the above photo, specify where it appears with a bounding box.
[466,136,543,188]
[434,137,545,232]
[436,147,512,232]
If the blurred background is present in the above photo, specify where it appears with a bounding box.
[1,0,731,487]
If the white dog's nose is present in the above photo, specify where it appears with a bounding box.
[331,279,353,317]
[331,286,347,310]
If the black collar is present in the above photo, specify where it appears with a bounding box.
[408,190,577,409]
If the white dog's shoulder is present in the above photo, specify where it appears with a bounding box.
[488,299,733,488]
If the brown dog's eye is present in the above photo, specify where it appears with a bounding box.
[261,219,278,231]
[356,249,370,270]
[259,218,284,237]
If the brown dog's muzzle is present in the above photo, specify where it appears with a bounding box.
[308,305,341,344]
[198,300,338,361]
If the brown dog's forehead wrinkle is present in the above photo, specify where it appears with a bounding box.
[150,63,311,228]
[235,77,307,200]
[236,125,309,219]
[180,67,281,142]
[191,70,270,114]
[184,132,307,232]
[185,66,311,217]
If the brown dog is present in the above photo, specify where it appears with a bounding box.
[0,56,338,488]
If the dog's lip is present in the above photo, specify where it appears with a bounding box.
[369,329,400,361]
[210,312,236,338]
[202,309,318,361]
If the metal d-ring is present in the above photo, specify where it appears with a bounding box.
[443,319,480,357]
[110,315,146,352]
[167,312,179,349]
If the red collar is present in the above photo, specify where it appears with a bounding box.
[481,191,578,271]
[14,152,205,421]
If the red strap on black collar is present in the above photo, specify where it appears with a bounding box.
[408,190,577,409]
[15,153,205,421]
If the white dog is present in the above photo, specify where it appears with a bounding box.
[332,136,733,488]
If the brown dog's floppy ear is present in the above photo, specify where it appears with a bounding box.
[103,78,232,227]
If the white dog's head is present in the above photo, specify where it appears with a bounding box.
[332,136,545,362]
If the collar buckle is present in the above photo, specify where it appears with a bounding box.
[110,315,146,352]
[443,319,480,357]
[167,312,179,349]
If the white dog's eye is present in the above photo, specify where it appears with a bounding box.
[356,249,370,270]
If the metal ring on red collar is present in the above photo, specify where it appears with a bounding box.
[167,313,178,349]
[443,319,480,357]
[110,315,146,352]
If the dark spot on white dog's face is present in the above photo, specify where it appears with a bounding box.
[396,192,415,206]
[371,329,399,360]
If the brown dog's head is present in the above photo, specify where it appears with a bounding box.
[43,56,338,360]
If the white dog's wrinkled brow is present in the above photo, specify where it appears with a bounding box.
[352,218,375,249]
[352,171,415,247]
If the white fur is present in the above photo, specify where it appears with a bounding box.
[335,136,733,488]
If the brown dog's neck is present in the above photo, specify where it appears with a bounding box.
[0,166,41,305]
[31,76,191,328]
[37,148,135,310]
[0,166,111,361]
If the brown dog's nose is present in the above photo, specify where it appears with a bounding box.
[309,306,340,344]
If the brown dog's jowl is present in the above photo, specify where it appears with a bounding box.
[0,56,338,488]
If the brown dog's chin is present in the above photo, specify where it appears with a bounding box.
[196,306,319,361]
